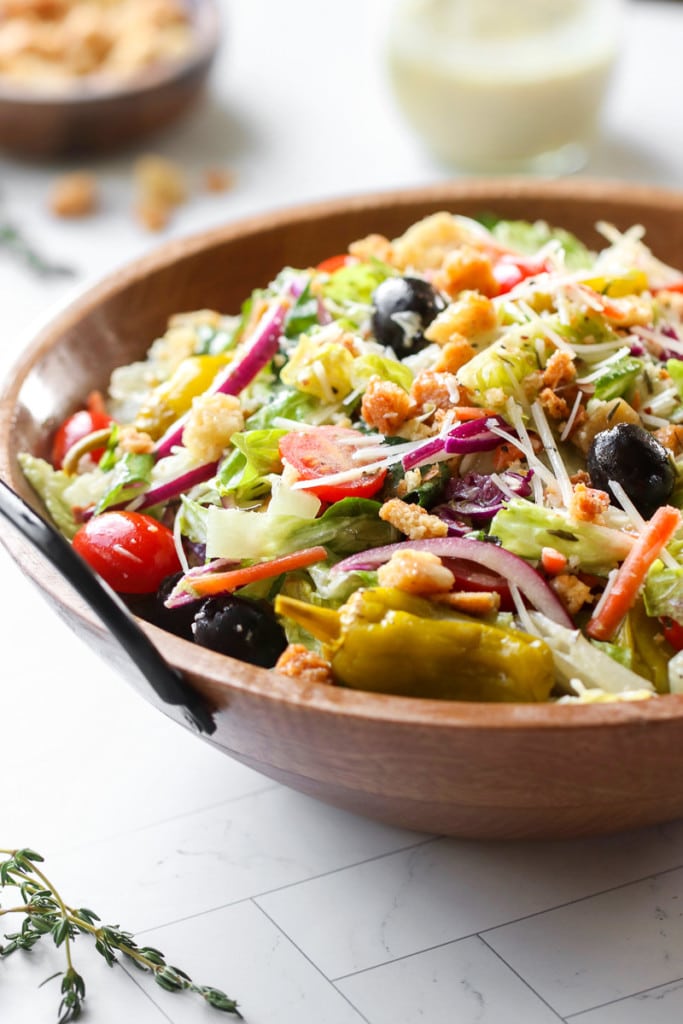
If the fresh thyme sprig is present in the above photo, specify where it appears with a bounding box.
[0,848,242,1022]
[0,223,74,277]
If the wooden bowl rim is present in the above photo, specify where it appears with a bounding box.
[4,174,683,734]
[0,0,220,107]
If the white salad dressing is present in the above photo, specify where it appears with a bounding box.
[386,0,623,172]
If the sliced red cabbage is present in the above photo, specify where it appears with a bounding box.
[402,415,513,471]
[331,536,573,627]
[438,470,533,524]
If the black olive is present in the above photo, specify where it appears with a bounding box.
[192,594,287,668]
[587,422,675,519]
[127,572,200,642]
[371,276,446,357]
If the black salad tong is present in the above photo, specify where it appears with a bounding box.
[0,478,215,735]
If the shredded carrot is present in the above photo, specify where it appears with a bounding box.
[541,546,568,576]
[452,406,500,421]
[586,505,681,641]
[181,545,328,599]
[492,441,525,471]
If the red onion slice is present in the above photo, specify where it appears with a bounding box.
[126,461,218,512]
[331,536,573,628]
[154,297,290,459]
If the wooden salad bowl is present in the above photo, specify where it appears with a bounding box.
[2,177,683,840]
[0,0,220,158]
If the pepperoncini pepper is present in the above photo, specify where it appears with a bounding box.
[275,587,554,702]
[134,354,231,439]
[619,598,671,695]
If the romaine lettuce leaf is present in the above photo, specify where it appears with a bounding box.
[490,499,633,574]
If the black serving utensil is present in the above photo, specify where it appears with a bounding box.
[0,478,215,735]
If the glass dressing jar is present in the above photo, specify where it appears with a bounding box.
[386,0,623,174]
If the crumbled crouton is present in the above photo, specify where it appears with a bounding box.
[379,498,448,539]
[377,549,454,595]
[410,370,460,413]
[433,336,477,373]
[49,171,98,218]
[348,233,395,265]
[654,423,683,456]
[182,393,244,463]
[542,349,576,390]
[116,425,155,454]
[550,573,594,616]
[203,167,235,193]
[275,644,335,686]
[539,386,570,421]
[391,212,474,272]
[134,154,187,232]
[568,482,610,523]
[360,376,417,435]
[432,245,498,298]
[425,292,497,344]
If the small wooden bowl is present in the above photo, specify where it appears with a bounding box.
[0,0,220,158]
[3,178,683,840]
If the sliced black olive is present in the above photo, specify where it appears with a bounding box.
[371,276,446,357]
[587,422,675,519]
[127,571,200,642]
[192,594,288,668]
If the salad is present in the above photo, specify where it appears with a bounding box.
[20,210,683,704]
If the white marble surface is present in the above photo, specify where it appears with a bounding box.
[1,1,683,1022]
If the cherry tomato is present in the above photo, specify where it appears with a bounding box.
[52,391,112,468]
[315,253,359,274]
[72,511,181,594]
[279,426,387,503]
[442,558,515,611]
[662,618,683,650]
[492,255,550,296]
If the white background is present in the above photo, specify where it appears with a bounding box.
[1,2,683,1022]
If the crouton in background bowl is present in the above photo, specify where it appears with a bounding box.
[0,0,221,158]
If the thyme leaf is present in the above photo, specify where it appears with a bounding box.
[0,847,242,1021]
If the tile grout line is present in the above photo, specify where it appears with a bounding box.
[477,859,683,936]
[119,963,177,1024]
[135,834,439,937]
[477,933,568,1023]
[564,974,683,1019]
[329,859,683,983]
[252,898,373,1024]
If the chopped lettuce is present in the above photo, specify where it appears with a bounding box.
[205,496,396,562]
[216,428,286,503]
[456,329,544,408]
[245,385,319,430]
[284,281,321,339]
[94,452,154,514]
[490,499,633,574]
[593,356,643,402]
[351,353,413,392]
[529,613,655,695]
[644,561,683,624]
[18,453,114,539]
[485,218,593,270]
[322,259,394,308]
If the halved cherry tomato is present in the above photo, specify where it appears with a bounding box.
[52,391,113,468]
[279,426,387,503]
[315,254,359,274]
[72,511,181,594]
[492,255,550,296]
[442,557,515,611]
[662,618,683,651]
